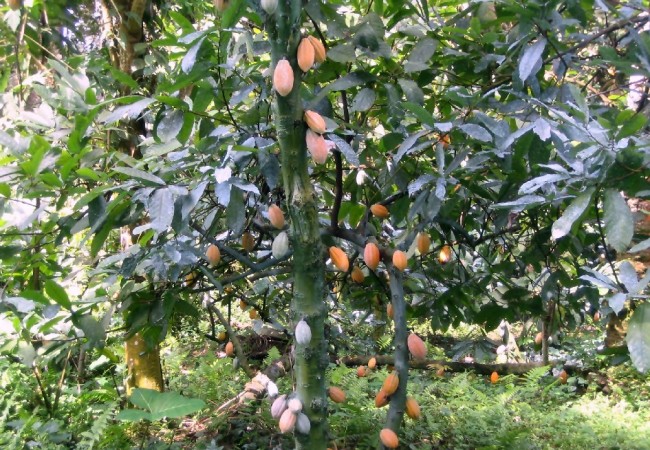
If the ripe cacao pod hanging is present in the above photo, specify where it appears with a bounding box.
[272,231,290,259]
[278,408,297,433]
[295,320,312,346]
[304,110,327,134]
[387,303,394,319]
[405,397,421,420]
[242,232,255,252]
[249,309,258,320]
[307,35,326,63]
[271,395,288,419]
[206,244,221,266]
[356,365,367,377]
[273,59,294,97]
[8,0,21,10]
[559,370,568,384]
[382,372,399,396]
[534,332,543,346]
[297,37,315,72]
[306,129,329,164]
[374,390,389,408]
[368,357,377,369]
[225,341,234,357]
[392,250,408,271]
[370,203,389,219]
[439,245,452,264]
[329,246,349,272]
[287,397,303,413]
[268,204,285,229]
[364,242,380,270]
[260,0,278,14]
[416,232,431,255]
[407,333,427,359]
[490,371,499,384]
[217,331,227,341]
[351,266,365,283]
[379,428,399,449]
[239,300,247,310]
[328,386,346,403]
[295,412,310,434]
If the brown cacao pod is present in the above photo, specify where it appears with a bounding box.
[239,300,247,310]
[368,357,377,369]
[306,129,329,164]
[268,204,285,229]
[364,242,380,270]
[273,59,294,97]
[249,309,258,320]
[225,341,234,357]
[242,232,255,252]
[328,386,346,403]
[297,37,315,72]
[206,244,221,266]
[416,232,431,255]
[356,365,367,377]
[439,245,452,264]
[278,408,297,433]
[387,303,394,319]
[307,35,326,63]
[370,203,389,219]
[329,246,349,272]
[559,370,568,384]
[351,265,365,283]
[374,390,389,408]
[405,397,421,420]
[8,0,21,10]
[304,110,327,134]
[271,394,288,419]
[407,333,427,359]
[392,250,408,271]
[382,372,399,396]
[379,428,399,449]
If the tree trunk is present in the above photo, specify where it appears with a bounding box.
[124,332,164,396]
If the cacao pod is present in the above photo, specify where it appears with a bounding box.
[534,332,543,346]
[225,341,234,357]
[368,357,377,369]
[184,271,198,287]
[297,37,315,72]
[439,245,452,264]
[287,397,303,413]
[273,59,294,97]
[296,412,310,434]
[272,231,290,259]
[392,250,408,271]
[364,242,380,270]
[407,333,427,359]
[490,371,499,384]
[593,311,601,322]
[307,35,326,63]
[416,232,431,255]
[295,320,312,346]
[268,204,285,229]
[405,397,421,420]
[328,386,346,403]
[306,129,329,164]
[213,0,227,12]
[260,0,277,14]
[267,381,279,398]
[8,0,21,10]
[436,367,445,378]
[382,372,399,396]
[351,266,365,283]
[242,232,255,252]
[329,246,349,272]
[304,110,327,134]
[379,428,399,449]
[206,244,221,266]
[217,331,227,341]
[279,408,296,433]
[370,203,389,219]
[374,390,389,408]
[356,365,367,377]
[559,370,568,384]
[387,303,394,319]
[271,395,288,419]
[249,309,258,320]
[240,300,248,310]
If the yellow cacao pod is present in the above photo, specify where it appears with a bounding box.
[304,110,327,134]
[405,397,421,420]
[329,246,349,272]
[206,244,221,266]
[364,242,380,270]
[370,203,389,219]
[306,129,329,164]
[328,386,346,403]
[351,266,365,283]
[297,37,315,72]
[278,408,296,433]
[242,232,255,252]
[368,357,377,369]
[273,59,294,97]
[307,35,326,63]
[379,428,399,449]
[225,341,234,357]
[416,232,431,255]
[374,390,389,408]
[217,331,227,341]
[392,250,408,271]
[249,309,258,320]
[382,372,399,396]
[439,245,452,264]
[268,204,285,229]
[407,333,427,359]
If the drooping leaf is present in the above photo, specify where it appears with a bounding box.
[627,303,650,373]
[127,388,206,421]
[519,38,546,81]
[148,188,174,233]
[551,188,595,240]
[603,189,633,252]
[44,280,72,310]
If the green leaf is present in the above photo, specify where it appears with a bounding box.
[603,189,633,252]
[44,280,72,310]
[148,188,174,233]
[402,102,436,129]
[116,409,152,422]
[618,113,647,139]
[221,0,247,29]
[113,167,165,186]
[627,303,650,373]
[519,38,546,81]
[128,388,206,420]
[551,188,595,240]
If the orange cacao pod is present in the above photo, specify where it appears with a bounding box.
[268,204,285,229]
[307,35,326,63]
[534,332,543,346]
[368,357,377,369]
[278,408,296,433]
[416,232,431,255]
[370,203,389,219]
[328,386,346,403]
[439,245,452,264]
[356,365,367,377]
[405,397,421,420]
[559,370,568,384]
[225,341,234,357]
[297,37,315,72]
[382,372,399,396]
[392,250,408,271]
[436,367,445,378]
[306,129,329,164]
[490,371,499,384]
[379,428,399,449]
[304,110,327,134]
[351,266,365,283]
[364,242,380,270]
[374,390,389,408]
[407,333,427,359]
[329,246,349,272]
[242,232,255,252]
[206,244,221,266]
[387,303,394,319]
[273,59,294,97]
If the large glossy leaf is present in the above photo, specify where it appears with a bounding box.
[603,189,633,252]
[551,188,594,240]
[627,303,650,373]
